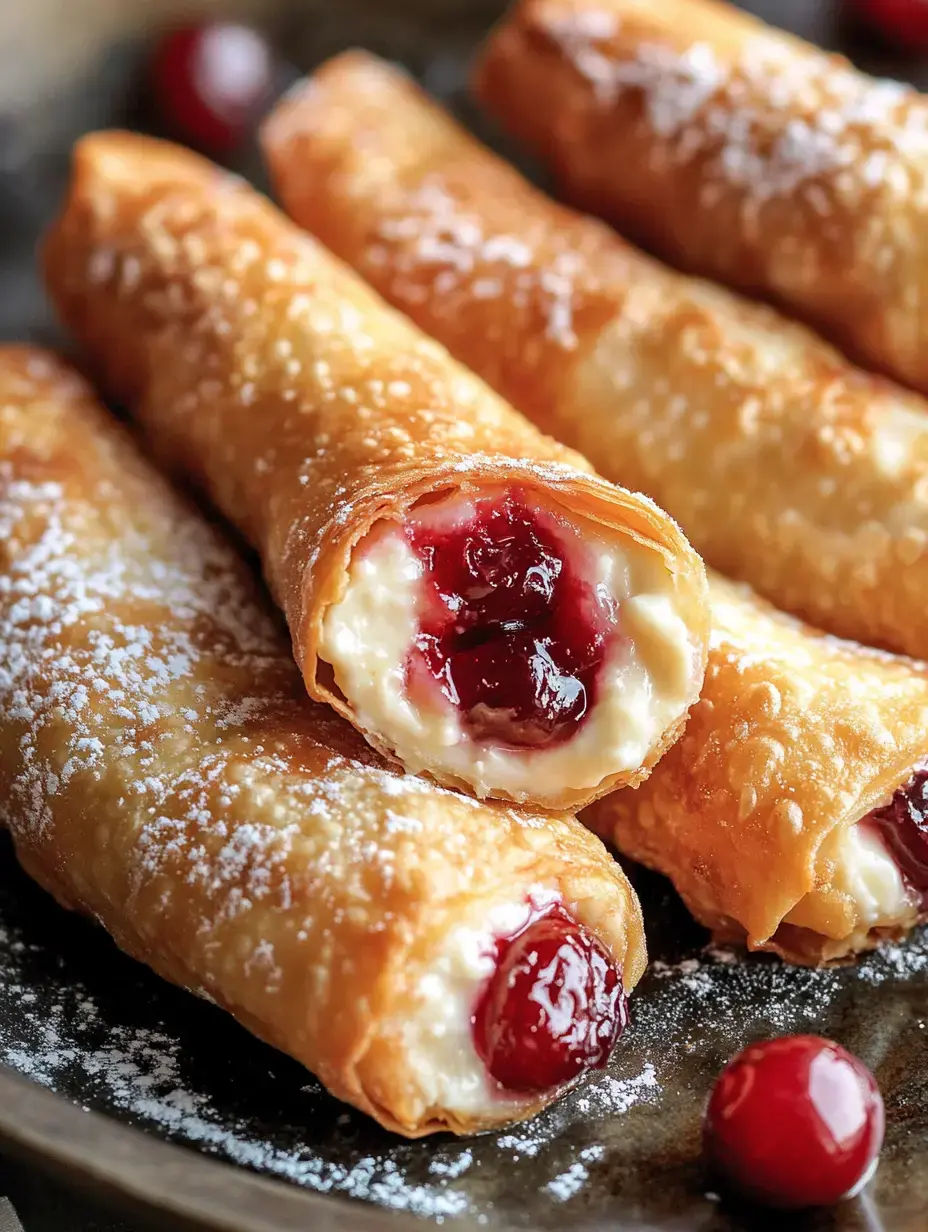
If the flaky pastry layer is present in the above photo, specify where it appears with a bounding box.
[263,50,928,662]
[475,0,928,396]
[586,574,928,964]
[261,55,928,962]
[0,345,646,1135]
[42,131,709,810]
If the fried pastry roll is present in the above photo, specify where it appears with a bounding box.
[589,576,928,966]
[0,345,647,1135]
[261,55,928,964]
[475,0,928,395]
[262,51,928,662]
[41,132,709,812]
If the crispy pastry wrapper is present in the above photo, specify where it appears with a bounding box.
[588,575,928,965]
[0,345,646,1136]
[263,51,928,662]
[41,131,709,810]
[474,0,928,396]
[261,54,928,963]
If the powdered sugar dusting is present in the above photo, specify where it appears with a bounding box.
[1,440,925,1198]
[550,17,928,216]
[1,866,926,1222]
[2,373,660,1143]
[0,934,471,1217]
[646,931,928,1011]
[0,461,283,846]
[856,936,928,983]
[0,893,658,1220]
[370,179,586,351]
[570,1060,658,1118]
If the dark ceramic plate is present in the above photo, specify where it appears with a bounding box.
[1,1,928,1229]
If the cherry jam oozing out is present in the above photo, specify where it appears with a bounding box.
[863,767,928,909]
[472,903,627,1096]
[405,490,614,749]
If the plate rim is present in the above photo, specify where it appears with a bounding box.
[0,1065,467,1232]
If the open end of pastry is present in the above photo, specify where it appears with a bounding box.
[828,767,928,949]
[858,768,928,915]
[776,768,927,961]
[395,891,627,1120]
[320,484,698,803]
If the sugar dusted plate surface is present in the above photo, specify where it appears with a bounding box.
[2,841,928,1230]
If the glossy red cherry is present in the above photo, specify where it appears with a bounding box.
[847,0,928,50]
[704,1036,884,1209]
[405,489,614,748]
[149,23,277,153]
[473,904,627,1095]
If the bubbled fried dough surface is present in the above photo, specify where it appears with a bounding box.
[476,0,928,397]
[585,574,928,962]
[264,51,641,427]
[264,51,928,661]
[42,132,572,603]
[43,132,710,808]
[569,283,928,661]
[0,345,646,1135]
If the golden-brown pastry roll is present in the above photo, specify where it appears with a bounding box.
[263,51,928,662]
[260,55,928,965]
[0,344,647,1136]
[42,131,709,812]
[589,576,928,967]
[475,0,928,396]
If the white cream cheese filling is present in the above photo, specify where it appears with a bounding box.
[833,765,928,945]
[391,893,557,1117]
[320,490,699,803]
[786,799,920,951]
[836,823,915,936]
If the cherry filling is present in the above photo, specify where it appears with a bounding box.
[863,767,928,909]
[472,903,627,1095]
[405,490,615,748]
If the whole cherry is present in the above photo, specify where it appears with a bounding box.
[847,0,928,51]
[149,22,279,154]
[704,1035,884,1209]
[473,904,627,1094]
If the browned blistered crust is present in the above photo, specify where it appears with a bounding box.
[264,50,928,663]
[586,575,928,964]
[475,0,928,396]
[42,131,709,811]
[261,55,928,963]
[0,345,646,1135]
